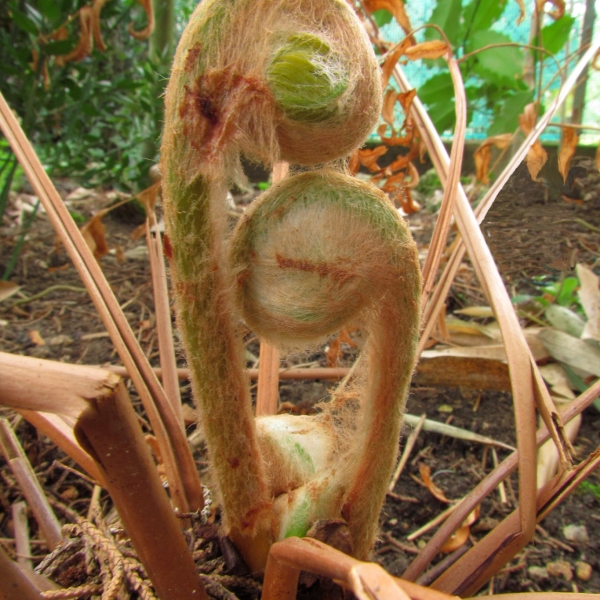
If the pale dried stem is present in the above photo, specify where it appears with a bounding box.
[12,501,33,571]
[0,419,63,550]
[389,413,426,492]
[0,545,45,600]
[255,162,288,417]
[491,448,507,505]
[144,188,184,428]
[420,55,465,309]
[0,92,202,514]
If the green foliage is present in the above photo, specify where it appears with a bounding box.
[577,480,600,498]
[512,275,583,313]
[372,9,393,28]
[0,0,164,190]
[422,0,571,136]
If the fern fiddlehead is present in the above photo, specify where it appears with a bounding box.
[161,0,421,570]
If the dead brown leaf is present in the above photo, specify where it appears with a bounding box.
[473,134,512,184]
[404,41,449,61]
[412,463,452,503]
[81,213,109,260]
[382,89,398,127]
[363,0,413,36]
[381,39,413,89]
[57,6,94,64]
[596,144,600,171]
[518,102,537,135]
[129,0,155,40]
[357,146,388,173]
[0,281,21,302]
[440,525,470,553]
[28,330,46,346]
[537,0,565,19]
[526,142,548,181]
[558,126,578,181]
[515,0,526,24]
[92,0,112,52]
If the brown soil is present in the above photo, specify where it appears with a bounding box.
[1,162,599,597]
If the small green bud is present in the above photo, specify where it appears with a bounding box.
[266,32,349,122]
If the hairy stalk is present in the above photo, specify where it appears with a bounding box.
[162,0,419,568]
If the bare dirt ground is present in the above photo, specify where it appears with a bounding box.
[1,158,599,597]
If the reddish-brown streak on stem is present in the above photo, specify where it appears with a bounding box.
[184,43,202,73]
[163,233,173,260]
[275,254,355,283]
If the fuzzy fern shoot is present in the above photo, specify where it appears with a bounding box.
[161,0,421,571]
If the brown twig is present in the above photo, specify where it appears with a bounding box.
[389,413,426,492]
[0,419,62,550]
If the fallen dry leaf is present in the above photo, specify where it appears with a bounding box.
[440,525,470,553]
[596,144,600,171]
[81,213,109,260]
[413,463,452,503]
[558,127,578,181]
[0,281,20,302]
[28,330,46,346]
[577,264,600,342]
[404,41,449,61]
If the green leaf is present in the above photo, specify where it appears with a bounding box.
[10,8,39,35]
[372,9,393,27]
[38,0,60,23]
[469,30,524,87]
[535,15,575,56]
[419,73,456,132]
[44,40,74,55]
[556,276,579,307]
[425,0,462,46]
[463,0,507,34]
[488,89,533,135]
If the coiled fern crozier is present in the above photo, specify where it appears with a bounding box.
[161,0,421,571]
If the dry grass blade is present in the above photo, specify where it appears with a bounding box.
[0,419,62,550]
[0,92,203,514]
[142,183,183,427]
[389,413,426,491]
[263,537,454,600]
[420,55,465,308]
[12,501,32,571]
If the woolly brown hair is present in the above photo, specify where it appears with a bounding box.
[161,0,420,571]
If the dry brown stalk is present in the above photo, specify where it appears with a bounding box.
[12,501,33,571]
[142,183,184,428]
[0,545,45,600]
[389,413,426,492]
[0,352,207,600]
[0,419,63,550]
[263,536,457,600]
[106,355,512,390]
[255,161,289,417]
[0,91,203,515]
